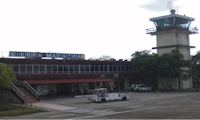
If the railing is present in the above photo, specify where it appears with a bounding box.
[146,27,199,34]
[146,28,157,34]
[189,27,199,33]
[13,79,24,86]
[10,83,25,100]
[13,79,18,85]
[24,81,40,100]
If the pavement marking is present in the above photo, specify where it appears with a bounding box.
[49,114,75,118]
[68,104,198,119]
[129,105,144,108]
[68,108,115,115]
[180,98,191,101]
[157,101,170,104]
[32,102,76,111]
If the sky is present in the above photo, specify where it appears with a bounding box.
[0,0,199,60]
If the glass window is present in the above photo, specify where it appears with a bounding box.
[85,65,90,73]
[58,65,63,74]
[69,65,74,73]
[118,66,121,72]
[175,18,191,28]
[109,65,113,73]
[46,65,51,74]
[90,65,94,73]
[64,65,68,73]
[113,65,117,72]
[20,65,26,74]
[34,65,39,74]
[104,65,108,73]
[126,66,131,73]
[52,65,57,74]
[80,65,84,73]
[164,18,173,26]
[122,65,125,73]
[100,65,103,73]
[155,18,173,27]
[95,65,99,73]
[154,22,158,27]
[74,65,79,73]
[27,65,32,74]
[40,65,45,74]
[13,65,19,74]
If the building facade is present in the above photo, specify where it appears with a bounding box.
[0,57,134,95]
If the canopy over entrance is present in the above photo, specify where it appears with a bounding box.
[25,78,115,84]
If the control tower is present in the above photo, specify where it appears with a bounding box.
[147,9,198,89]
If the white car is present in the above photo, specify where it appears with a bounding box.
[138,85,152,92]
[131,84,152,92]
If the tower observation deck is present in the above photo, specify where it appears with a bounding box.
[147,9,198,34]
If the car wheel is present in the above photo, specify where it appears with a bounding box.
[122,97,127,101]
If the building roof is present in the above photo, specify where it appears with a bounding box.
[150,13,194,21]
[0,58,131,65]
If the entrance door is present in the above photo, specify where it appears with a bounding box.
[114,80,124,91]
[57,83,72,95]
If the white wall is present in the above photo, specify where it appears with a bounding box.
[124,79,130,89]
[182,77,193,89]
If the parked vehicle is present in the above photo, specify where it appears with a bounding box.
[138,85,152,92]
[131,84,152,92]
[87,88,129,102]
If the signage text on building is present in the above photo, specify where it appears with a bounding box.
[9,51,83,59]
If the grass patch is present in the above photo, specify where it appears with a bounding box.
[0,103,47,117]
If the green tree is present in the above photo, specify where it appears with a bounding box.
[131,49,190,90]
[0,63,15,89]
[131,50,158,88]
[190,51,200,89]
[157,49,190,89]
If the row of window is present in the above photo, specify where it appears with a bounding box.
[10,64,133,74]
[154,18,191,28]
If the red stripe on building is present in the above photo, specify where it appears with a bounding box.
[25,78,115,84]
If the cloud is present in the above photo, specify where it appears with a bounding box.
[139,0,179,12]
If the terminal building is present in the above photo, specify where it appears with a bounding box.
[0,51,134,98]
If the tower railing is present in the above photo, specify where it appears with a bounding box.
[146,28,156,34]
[189,27,199,33]
[146,27,199,34]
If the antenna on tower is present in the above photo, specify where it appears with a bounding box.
[167,1,171,11]
[167,0,174,10]
[176,5,178,14]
